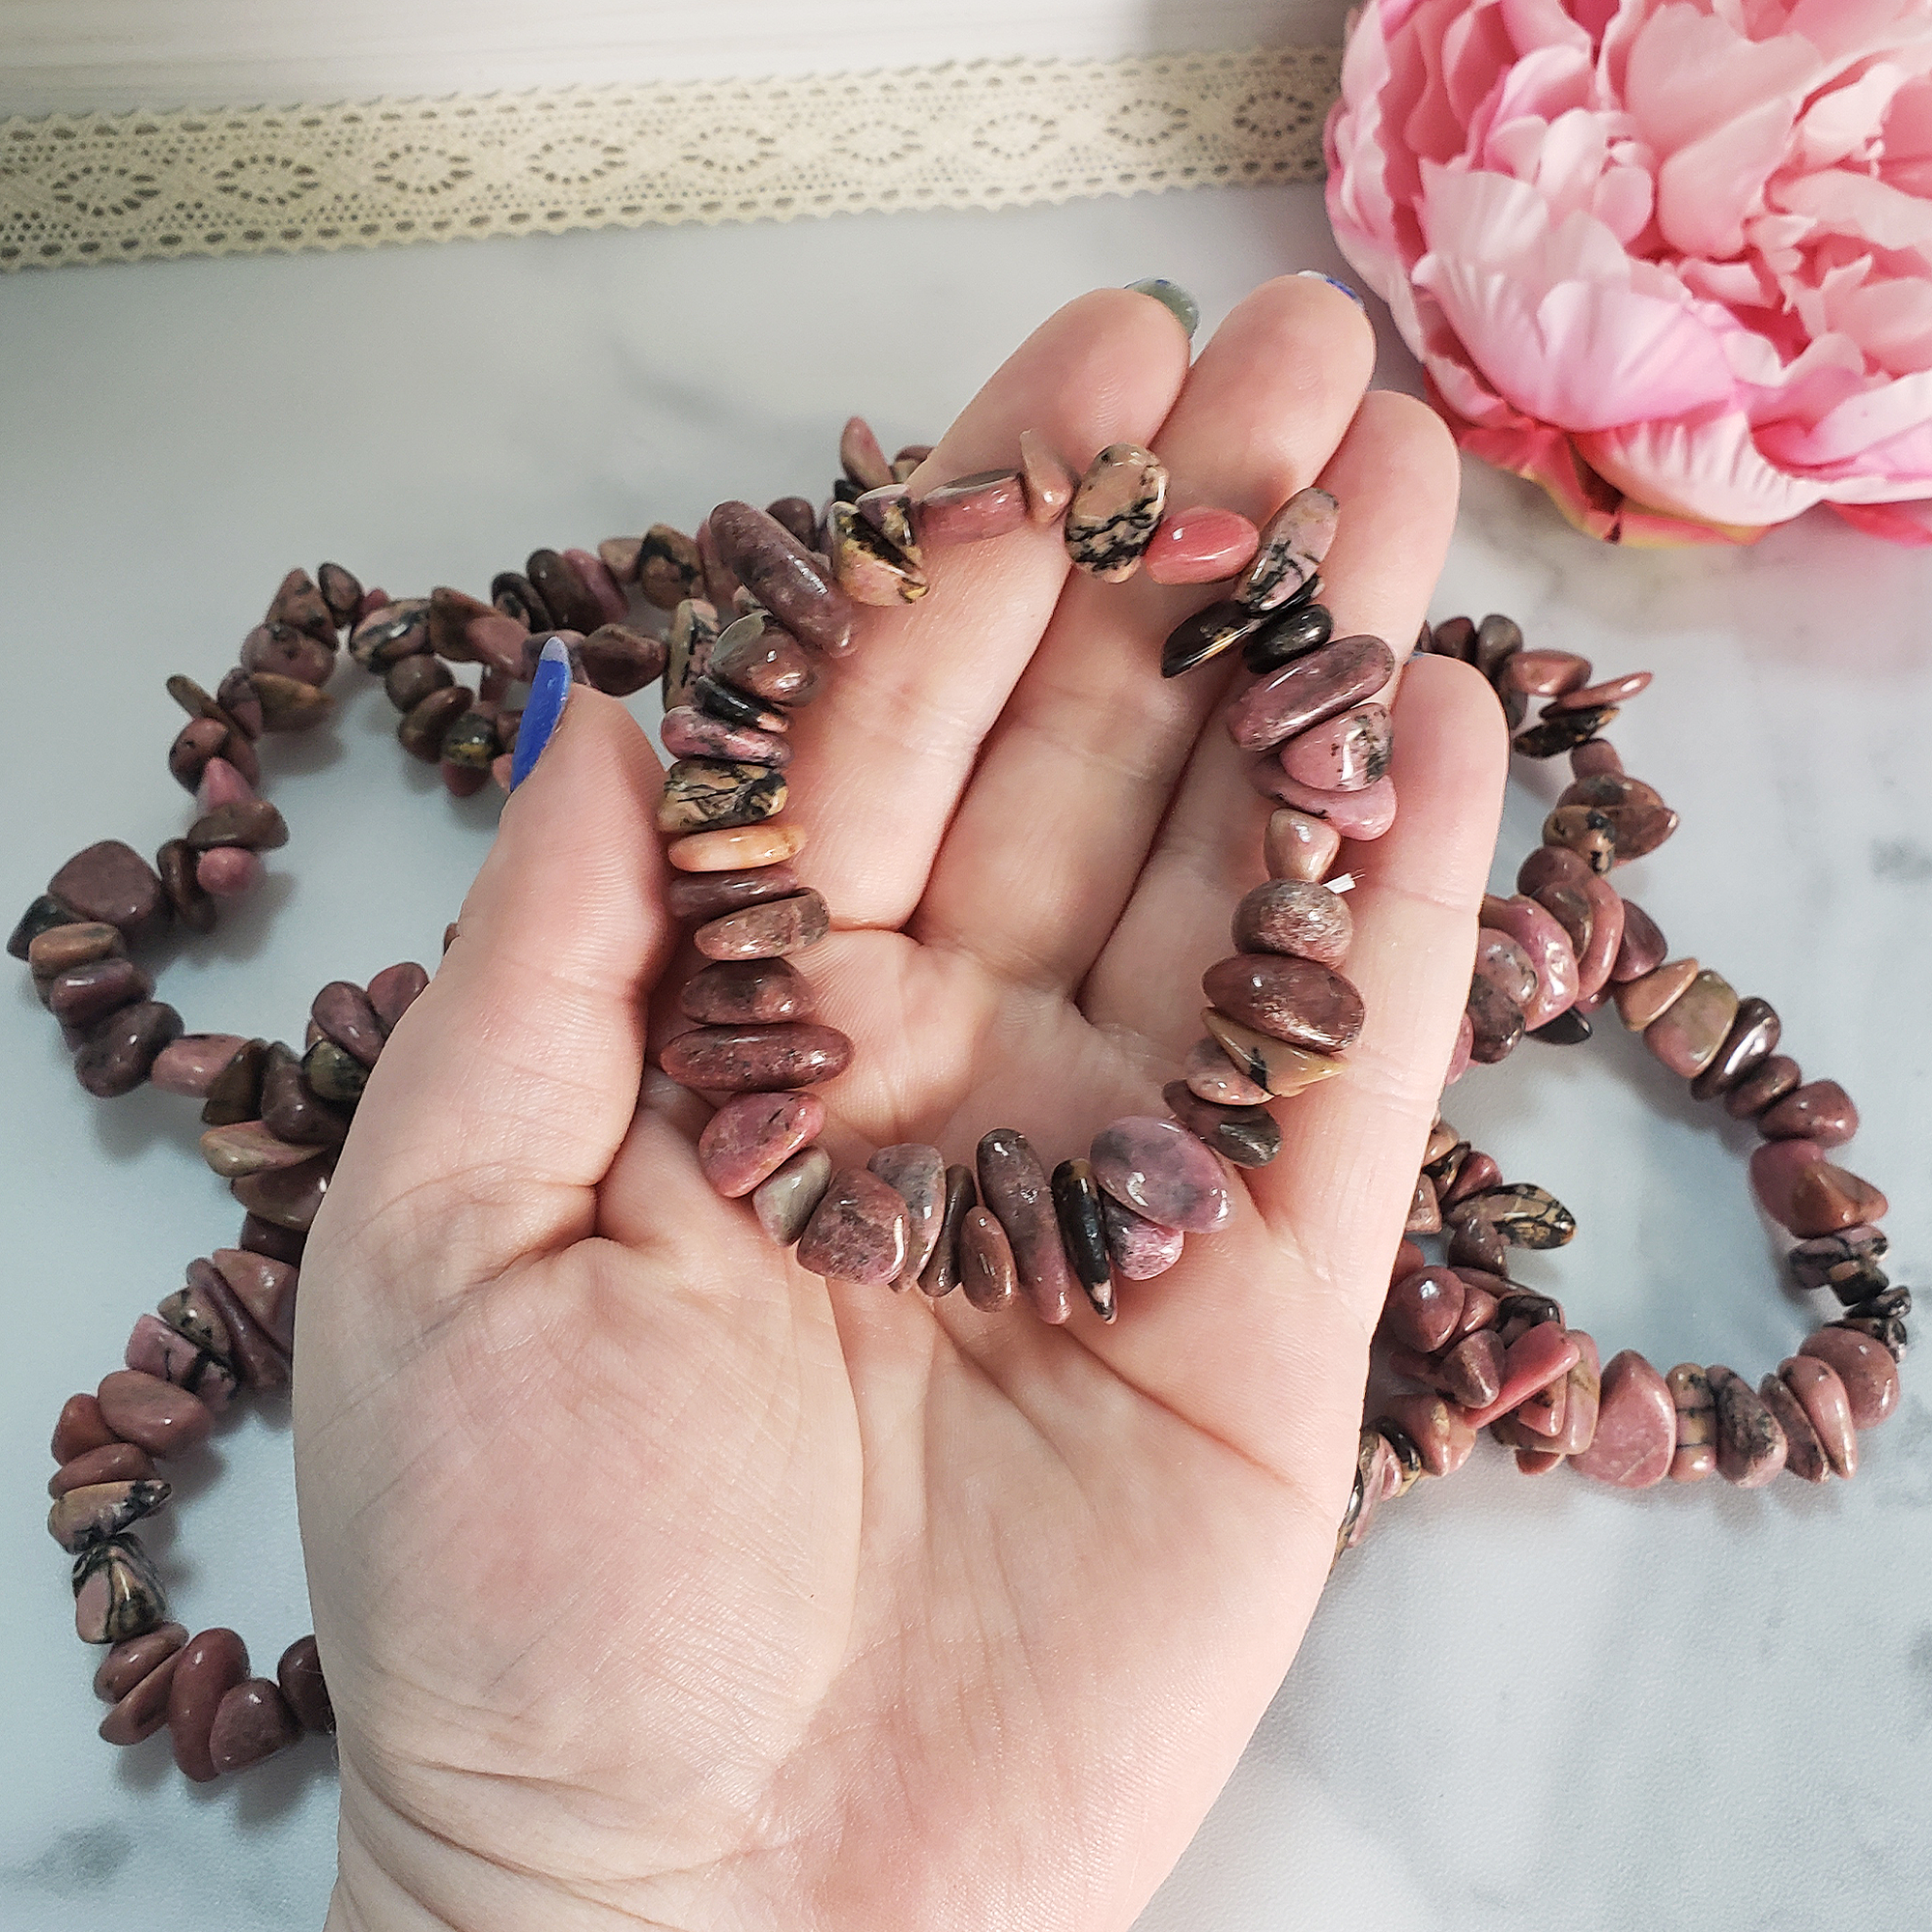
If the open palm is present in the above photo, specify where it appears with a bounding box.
[298,279,1505,1932]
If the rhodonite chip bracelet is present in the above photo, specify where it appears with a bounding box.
[14,391,1898,1780]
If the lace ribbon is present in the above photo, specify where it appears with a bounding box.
[0,45,1339,272]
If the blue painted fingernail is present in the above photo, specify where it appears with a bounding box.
[1297,270,1366,309]
[1124,277,1200,339]
[509,638,573,789]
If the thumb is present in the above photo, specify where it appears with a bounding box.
[316,682,672,1303]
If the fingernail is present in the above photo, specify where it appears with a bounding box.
[509,638,573,789]
[1123,277,1200,339]
[1297,270,1366,309]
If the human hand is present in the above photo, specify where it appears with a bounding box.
[298,276,1505,1932]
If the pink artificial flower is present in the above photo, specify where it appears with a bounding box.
[1325,0,1932,545]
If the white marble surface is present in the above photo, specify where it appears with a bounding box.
[2,182,1929,1932]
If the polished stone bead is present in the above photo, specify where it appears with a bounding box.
[48,1477,172,1552]
[1724,1052,1802,1120]
[696,517,743,611]
[52,1443,157,1497]
[1613,956,1698,1030]
[563,548,628,627]
[1235,486,1338,611]
[365,962,428,1036]
[1514,705,1619,757]
[661,1022,851,1093]
[1603,903,1663,986]
[709,614,820,708]
[194,845,264,898]
[919,1165,978,1297]
[638,526,704,610]
[1552,871,1624,1002]
[1800,1326,1898,1427]
[9,893,84,959]
[95,1622,187,1705]
[316,560,362,627]
[916,469,1030,547]
[699,1092,825,1200]
[868,1144,948,1287]
[1441,1150,1502,1208]
[1095,1194,1183,1282]
[75,1000,184,1097]
[48,840,167,944]
[1160,599,1264,678]
[196,1121,317,1181]
[1460,1323,1582,1428]
[1201,953,1364,1053]
[1452,1181,1575,1249]
[826,500,928,605]
[599,535,643,584]
[1644,968,1739,1078]
[240,622,332,690]
[1549,669,1653,712]
[29,920,125,984]
[1557,771,1679,863]
[1756,1373,1828,1482]
[1708,1364,1788,1486]
[1125,275,1200,332]
[1749,1136,1826,1230]
[668,865,802,923]
[522,549,602,635]
[682,958,814,1026]
[1423,615,1475,661]
[658,759,788,836]
[168,1629,250,1782]
[1090,1115,1232,1234]
[694,891,830,962]
[265,566,337,644]
[51,1392,117,1463]
[384,653,453,716]
[1181,1036,1270,1106]
[753,1146,833,1247]
[577,624,667,698]
[1786,1161,1888,1238]
[47,956,152,1030]
[254,1043,346,1148]
[1528,1009,1593,1045]
[1278,702,1391,792]
[1778,1356,1857,1477]
[1242,600,1334,673]
[1688,995,1779,1100]
[305,982,383,1070]
[73,1536,168,1645]
[1479,895,1579,1028]
[1570,1350,1674,1487]
[125,1308,237,1406]
[303,1038,366,1106]
[667,823,808,873]
[710,500,858,655]
[796,1167,910,1284]
[149,1033,246,1100]
[1143,506,1259,584]
[1253,764,1398,838]
[1465,975,1526,1065]
[1472,613,1522,679]
[1472,929,1537,1012]
[1017,429,1078,524]
[167,717,236,792]
[958,1206,1019,1311]
[1225,634,1395,753]
[276,1635,335,1734]
[231,1152,332,1232]
[1664,1363,1717,1482]
[1161,1082,1282,1168]
[350,599,433,668]
[210,1679,301,1772]
[1405,1175,1442,1234]
[976,1128,1076,1323]
[1381,1265,1465,1353]
[211,1248,299,1355]
[663,598,722,710]
[1065,444,1168,581]
[1504,648,1591,696]
[1202,1009,1344,1096]
[693,672,789,734]
[245,669,332,733]
[1264,808,1341,882]
[1759,1079,1859,1146]
[1051,1157,1115,1316]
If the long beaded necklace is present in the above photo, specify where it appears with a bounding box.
[22,377,1903,1782]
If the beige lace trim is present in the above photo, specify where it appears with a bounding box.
[0,45,1338,272]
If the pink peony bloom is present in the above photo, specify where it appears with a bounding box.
[1325,0,1932,545]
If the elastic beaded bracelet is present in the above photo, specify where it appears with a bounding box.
[21,399,1400,1779]
[1335,615,1906,1555]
